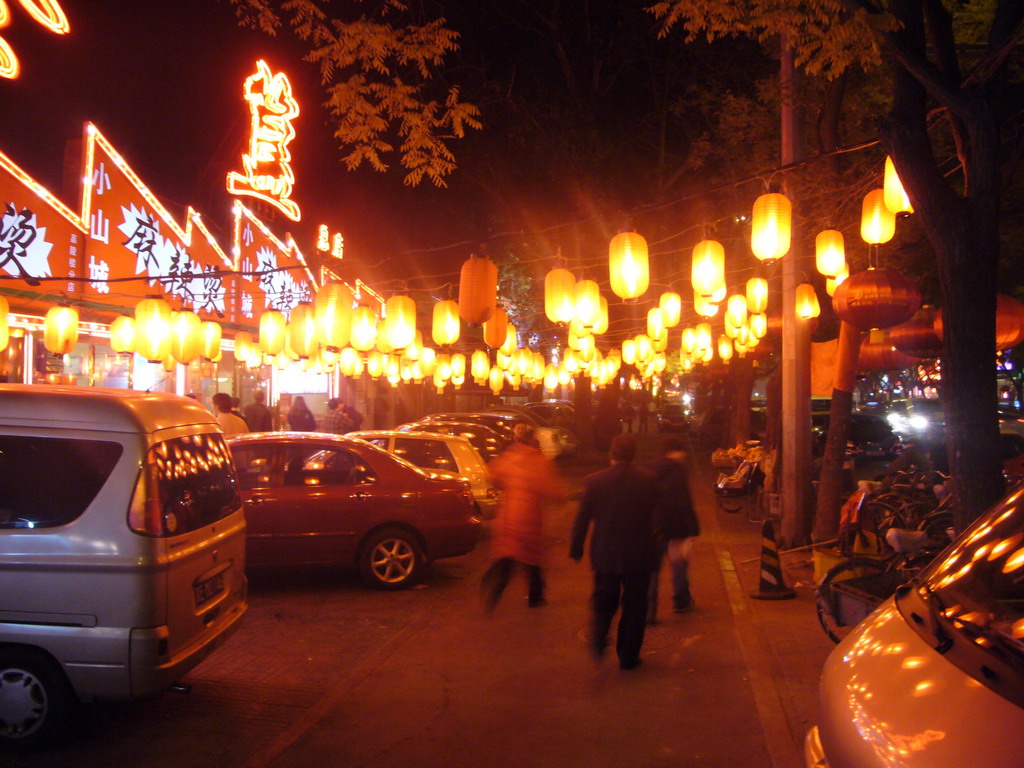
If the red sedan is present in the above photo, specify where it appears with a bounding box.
[226,432,481,589]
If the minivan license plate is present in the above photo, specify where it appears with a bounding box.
[194,573,225,607]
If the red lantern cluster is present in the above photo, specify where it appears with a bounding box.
[890,306,943,359]
[933,294,1024,351]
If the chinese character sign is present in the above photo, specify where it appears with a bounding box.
[226,60,301,222]
[0,149,82,299]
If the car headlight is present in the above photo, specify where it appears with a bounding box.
[909,415,928,430]
[887,413,904,428]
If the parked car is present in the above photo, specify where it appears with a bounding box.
[395,420,509,463]
[0,386,248,747]
[883,398,945,442]
[806,483,1024,766]
[420,412,569,459]
[523,400,576,430]
[811,410,902,461]
[226,432,481,590]
[350,430,500,519]
[657,403,690,432]
[487,406,579,455]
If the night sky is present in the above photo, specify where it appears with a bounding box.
[0,0,473,292]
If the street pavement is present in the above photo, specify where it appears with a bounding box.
[9,432,835,768]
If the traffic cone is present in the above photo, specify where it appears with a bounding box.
[750,519,795,600]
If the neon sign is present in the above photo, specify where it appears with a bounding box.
[0,0,70,79]
[226,60,301,222]
[316,224,344,260]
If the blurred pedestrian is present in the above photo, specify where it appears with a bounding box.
[637,398,652,434]
[570,434,659,670]
[343,403,364,432]
[481,423,565,612]
[322,398,350,433]
[212,392,248,435]
[620,399,635,434]
[243,390,273,432]
[647,436,699,623]
[287,396,317,431]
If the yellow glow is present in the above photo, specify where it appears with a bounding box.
[432,299,460,346]
[593,295,609,335]
[746,277,768,314]
[574,279,601,329]
[659,292,681,328]
[170,310,202,365]
[815,229,846,277]
[691,239,726,298]
[350,306,378,352]
[726,294,748,327]
[647,307,665,340]
[751,192,792,263]
[226,60,301,221]
[317,224,330,252]
[1003,546,1024,574]
[259,310,287,356]
[545,267,576,324]
[500,324,517,356]
[718,335,733,361]
[0,3,9,26]
[884,156,914,215]
[608,231,649,301]
[796,283,821,319]
[384,295,416,350]
[0,35,16,79]
[109,315,135,353]
[201,321,221,359]
[18,0,69,33]
[43,305,78,354]
[861,189,896,244]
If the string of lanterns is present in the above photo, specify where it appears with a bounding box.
[12,155,1022,390]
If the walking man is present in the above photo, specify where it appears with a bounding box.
[570,434,659,670]
[647,435,699,623]
[242,390,273,432]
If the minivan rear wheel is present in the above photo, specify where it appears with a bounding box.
[0,649,75,749]
[359,527,425,590]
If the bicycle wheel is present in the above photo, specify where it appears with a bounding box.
[815,557,891,644]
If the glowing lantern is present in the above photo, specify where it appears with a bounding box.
[366,349,385,378]
[578,334,596,363]
[259,310,287,356]
[201,321,222,359]
[795,283,821,320]
[43,306,78,355]
[109,315,136,353]
[315,283,353,349]
[376,326,394,354]
[162,354,177,373]
[286,303,317,357]
[472,349,490,382]
[718,336,733,361]
[658,292,682,328]
[592,296,609,335]
[826,264,850,297]
[451,353,467,379]
[609,231,649,301]
[681,327,696,355]
[832,268,920,329]
[621,339,637,365]
[339,347,361,376]
[647,308,665,340]
[575,279,601,329]
[500,324,517,356]
[815,230,846,278]
[134,297,172,362]
[691,239,726,298]
[883,156,913,215]
[545,267,576,323]
[635,334,653,362]
[435,353,452,381]
[861,189,896,244]
[746,277,768,315]
[693,293,719,318]
[726,294,748,327]
[563,348,579,372]
[419,346,437,376]
[651,331,668,353]
[384,295,416,350]
[404,330,423,361]
[233,331,256,364]
[695,322,712,350]
[351,306,378,351]
[488,366,504,394]
[750,313,767,339]
[557,367,571,386]
[544,365,558,390]
[751,191,792,263]
[459,254,497,324]
[170,311,202,364]
[514,348,531,376]
[484,307,509,349]
[496,351,512,371]
[432,300,460,346]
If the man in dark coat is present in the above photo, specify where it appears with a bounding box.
[570,434,659,670]
[647,435,700,623]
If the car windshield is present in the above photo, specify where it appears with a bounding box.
[919,486,1024,669]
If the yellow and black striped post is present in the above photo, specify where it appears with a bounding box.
[750,519,795,600]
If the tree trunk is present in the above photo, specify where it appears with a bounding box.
[730,356,754,447]
[813,322,866,542]
[573,374,594,449]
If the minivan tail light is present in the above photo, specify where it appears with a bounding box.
[128,466,163,536]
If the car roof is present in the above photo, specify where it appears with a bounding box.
[0,384,218,434]
[350,429,474,446]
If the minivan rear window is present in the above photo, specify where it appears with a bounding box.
[137,434,241,536]
[0,435,123,529]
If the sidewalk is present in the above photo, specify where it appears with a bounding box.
[244,434,834,768]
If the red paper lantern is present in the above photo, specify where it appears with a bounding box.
[890,306,943,359]
[831,268,920,330]
[458,254,497,325]
[858,331,919,371]
[933,293,1024,351]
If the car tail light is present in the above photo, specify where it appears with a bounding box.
[128,463,163,536]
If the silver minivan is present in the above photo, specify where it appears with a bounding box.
[0,385,248,747]
[806,484,1024,766]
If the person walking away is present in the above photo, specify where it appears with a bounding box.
[620,399,635,434]
[481,423,565,612]
[288,396,317,431]
[322,398,351,434]
[570,434,659,670]
[342,404,363,433]
[243,390,273,432]
[212,392,249,436]
[637,398,651,434]
[647,436,699,623]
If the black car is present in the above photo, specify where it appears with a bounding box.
[657,404,690,432]
[813,411,902,460]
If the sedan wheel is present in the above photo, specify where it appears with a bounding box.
[0,650,74,748]
[359,528,425,590]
